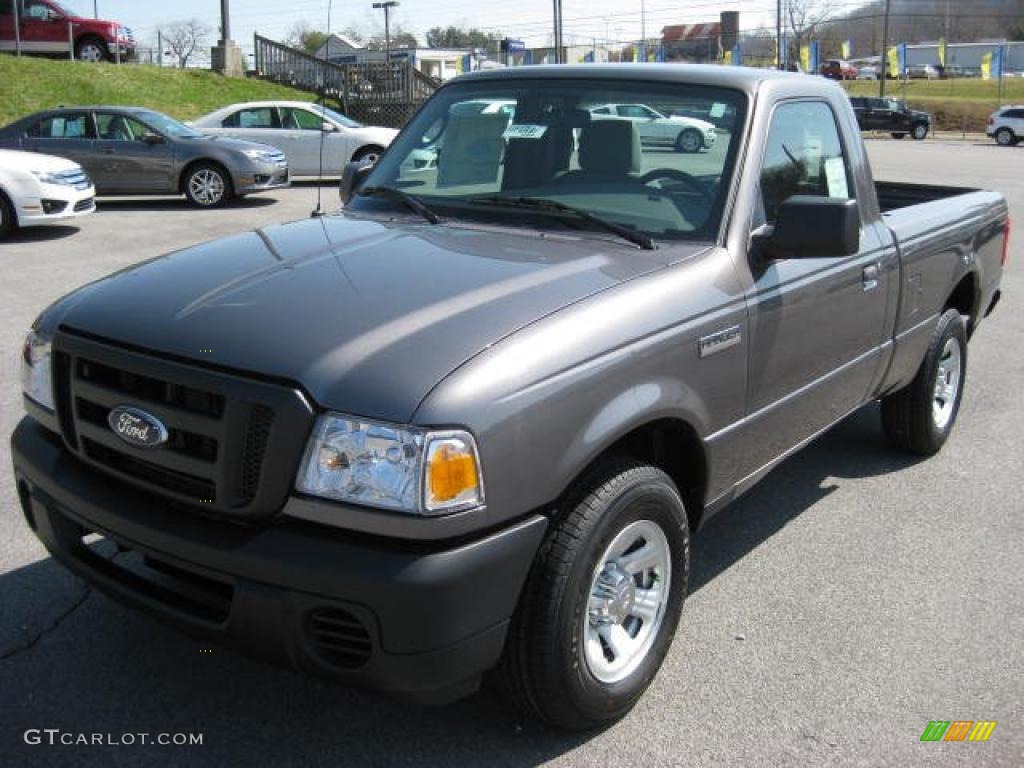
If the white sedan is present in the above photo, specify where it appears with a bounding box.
[190,101,398,177]
[589,103,717,153]
[0,149,95,237]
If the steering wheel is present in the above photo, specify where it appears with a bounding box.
[639,168,713,204]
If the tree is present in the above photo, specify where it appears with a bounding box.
[364,25,418,50]
[286,21,329,55]
[425,26,502,51]
[161,19,210,68]
[785,0,832,64]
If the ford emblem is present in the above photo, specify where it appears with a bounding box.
[107,405,169,448]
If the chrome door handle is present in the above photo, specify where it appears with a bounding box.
[862,264,879,291]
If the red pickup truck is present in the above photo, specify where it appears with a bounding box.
[0,0,135,62]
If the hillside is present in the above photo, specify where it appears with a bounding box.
[0,56,318,126]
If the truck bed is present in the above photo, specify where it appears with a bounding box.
[875,180,978,213]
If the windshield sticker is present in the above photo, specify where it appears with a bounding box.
[825,157,850,199]
[709,103,727,118]
[503,124,548,140]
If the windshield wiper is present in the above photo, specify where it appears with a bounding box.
[465,195,655,250]
[359,185,440,225]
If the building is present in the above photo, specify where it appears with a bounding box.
[661,22,722,63]
[905,40,1024,74]
[314,33,472,80]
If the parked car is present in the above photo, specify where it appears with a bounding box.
[855,63,881,80]
[0,107,289,207]
[189,101,398,177]
[821,59,858,80]
[589,103,716,152]
[13,65,1007,732]
[848,96,932,139]
[987,104,1024,146]
[0,148,94,235]
[906,63,941,80]
[0,0,134,61]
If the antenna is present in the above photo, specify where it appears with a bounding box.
[311,0,333,218]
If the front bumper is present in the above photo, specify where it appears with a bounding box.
[18,184,96,227]
[233,160,291,195]
[12,418,547,702]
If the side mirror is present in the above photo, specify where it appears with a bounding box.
[47,9,63,21]
[339,157,374,205]
[322,122,337,133]
[141,132,165,145]
[755,196,860,258]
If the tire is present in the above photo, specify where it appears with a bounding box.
[497,458,689,731]
[995,127,1016,147]
[183,162,233,208]
[911,123,929,140]
[0,191,15,237]
[891,132,906,140]
[881,308,968,456]
[75,36,109,63]
[352,145,384,165]
[675,128,702,154]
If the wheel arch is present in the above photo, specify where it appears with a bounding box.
[352,143,386,162]
[944,271,979,337]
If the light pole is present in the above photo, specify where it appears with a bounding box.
[373,1,399,62]
[880,0,891,97]
[640,0,646,62]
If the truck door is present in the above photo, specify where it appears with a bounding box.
[740,99,890,467]
[0,1,14,50]
[18,0,65,53]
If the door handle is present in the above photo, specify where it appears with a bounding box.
[862,264,880,291]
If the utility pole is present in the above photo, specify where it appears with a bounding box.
[551,0,563,63]
[776,0,783,70]
[641,0,646,62]
[94,1,98,18]
[879,0,891,98]
[13,0,20,56]
[220,0,230,41]
[373,1,398,61]
[157,29,162,67]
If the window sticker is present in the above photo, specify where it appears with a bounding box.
[824,156,850,199]
[503,124,548,140]
[709,103,727,118]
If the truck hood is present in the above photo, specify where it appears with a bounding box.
[49,213,689,423]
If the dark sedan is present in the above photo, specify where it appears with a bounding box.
[0,107,290,207]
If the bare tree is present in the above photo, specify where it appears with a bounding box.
[161,19,210,69]
[786,0,832,62]
[286,21,330,55]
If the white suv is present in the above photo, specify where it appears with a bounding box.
[987,105,1024,146]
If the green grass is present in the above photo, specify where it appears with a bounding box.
[0,55,318,126]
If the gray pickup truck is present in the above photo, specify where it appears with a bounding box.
[12,66,1008,730]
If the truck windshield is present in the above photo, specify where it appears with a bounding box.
[351,79,747,243]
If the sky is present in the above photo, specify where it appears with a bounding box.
[57,0,874,54]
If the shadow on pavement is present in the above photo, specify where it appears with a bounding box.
[95,196,277,212]
[0,405,921,767]
[2,225,80,244]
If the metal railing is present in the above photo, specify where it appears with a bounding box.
[253,35,440,127]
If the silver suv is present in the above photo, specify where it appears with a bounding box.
[987,105,1024,146]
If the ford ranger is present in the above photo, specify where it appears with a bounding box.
[11,65,1008,731]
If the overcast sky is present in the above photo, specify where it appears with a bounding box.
[59,0,876,53]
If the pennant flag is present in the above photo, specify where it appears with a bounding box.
[723,49,733,66]
[523,49,533,65]
[732,43,742,66]
[841,39,852,60]
[631,46,638,63]
[982,51,992,80]
[799,44,810,73]
[994,47,1004,79]
[584,50,594,63]
[656,44,665,63]
[938,37,947,67]
[887,46,900,78]
[811,41,821,72]
[898,43,907,75]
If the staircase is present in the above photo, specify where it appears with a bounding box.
[253,34,441,128]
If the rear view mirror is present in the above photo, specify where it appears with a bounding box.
[339,158,374,205]
[757,196,860,258]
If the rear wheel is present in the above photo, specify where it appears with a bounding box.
[0,191,15,236]
[183,162,233,208]
[995,127,1016,146]
[675,128,702,154]
[497,459,689,731]
[881,309,967,455]
[891,132,906,140]
[75,36,109,63]
[911,123,929,140]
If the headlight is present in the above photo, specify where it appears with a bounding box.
[21,329,54,412]
[31,170,71,186]
[241,149,277,162]
[296,413,484,515]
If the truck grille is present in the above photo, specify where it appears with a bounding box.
[52,329,314,520]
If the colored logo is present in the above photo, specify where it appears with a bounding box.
[107,405,169,449]
[921,721,997,742]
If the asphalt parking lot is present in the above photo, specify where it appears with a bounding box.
[1,140,1021,767]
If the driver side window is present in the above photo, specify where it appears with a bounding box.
[759,101,854,225]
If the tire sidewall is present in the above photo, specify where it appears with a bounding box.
[923,311,968,447]
[912,123,928,140]
[185,164,229,207]
[996,128,1014,146]
[554,474,689,723]
[676,128,701,154]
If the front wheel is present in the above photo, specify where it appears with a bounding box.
[75,36,109,63]
[497,459,689,731]
[675,128,702,154]
[881,309,967,455]
[911,123,929,140]
[183,162,233,208]
[352,145,384,165]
